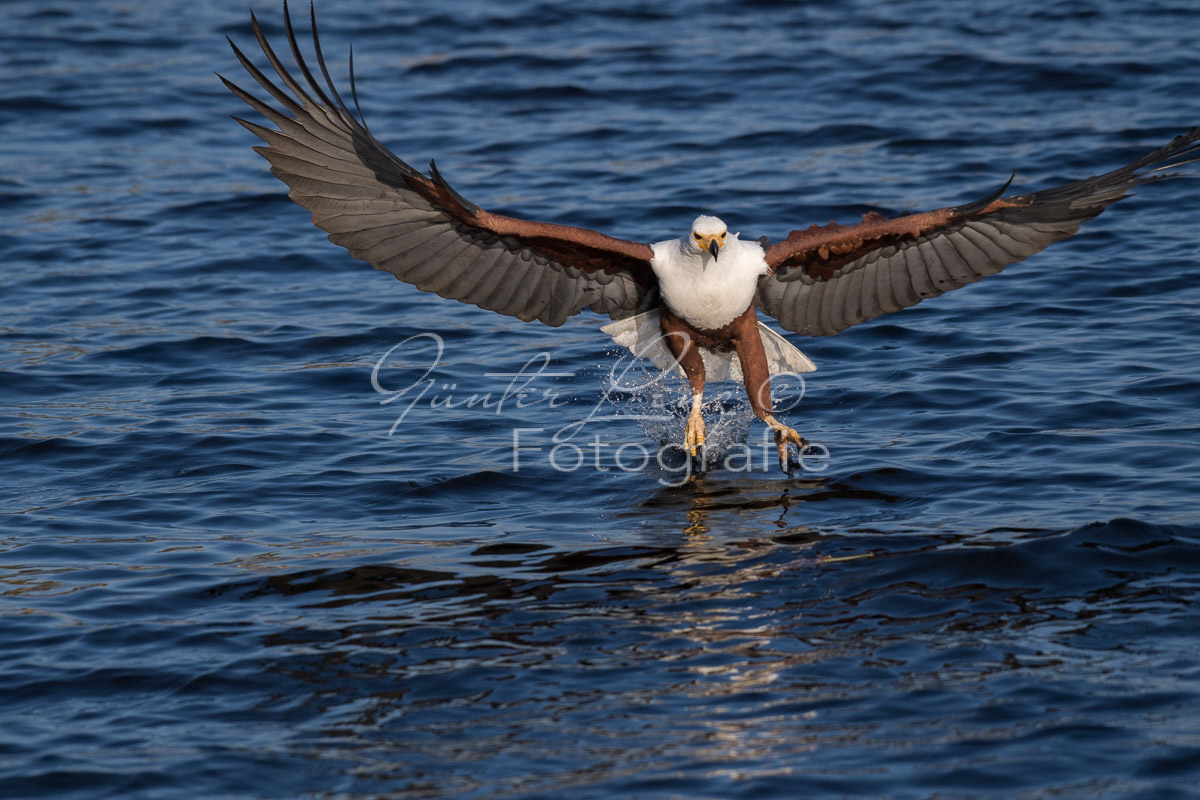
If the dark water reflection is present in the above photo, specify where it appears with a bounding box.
[190,513,1200,799]
[4,474,1200,797]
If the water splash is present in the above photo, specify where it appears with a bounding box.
[604,350,758,461]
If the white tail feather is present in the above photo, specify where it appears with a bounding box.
[600,310,816,382]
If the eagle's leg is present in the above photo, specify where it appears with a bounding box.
[660,311,707,467]
[685,389,706,461]
[734,312,807,473]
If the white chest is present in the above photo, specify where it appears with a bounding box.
[650,235,768,330]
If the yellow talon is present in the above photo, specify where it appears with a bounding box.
[773,425,807,473]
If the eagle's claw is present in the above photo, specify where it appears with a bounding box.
[774,425,808,474]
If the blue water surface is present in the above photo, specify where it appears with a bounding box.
[3,1,1200,798]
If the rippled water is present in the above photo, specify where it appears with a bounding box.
[4,1,1200,797]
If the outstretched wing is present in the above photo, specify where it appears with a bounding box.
[222,3,656,327]
[757,127,1200,337]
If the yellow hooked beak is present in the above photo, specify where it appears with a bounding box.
[693,232,727,260]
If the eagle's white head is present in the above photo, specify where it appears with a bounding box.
[689,215,728,260]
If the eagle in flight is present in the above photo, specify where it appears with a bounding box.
[224,3,1200,473]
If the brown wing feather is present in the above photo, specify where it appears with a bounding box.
[222,2,656,327]
[758,127,1200,336]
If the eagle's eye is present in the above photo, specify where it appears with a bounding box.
[693,233,703,241]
